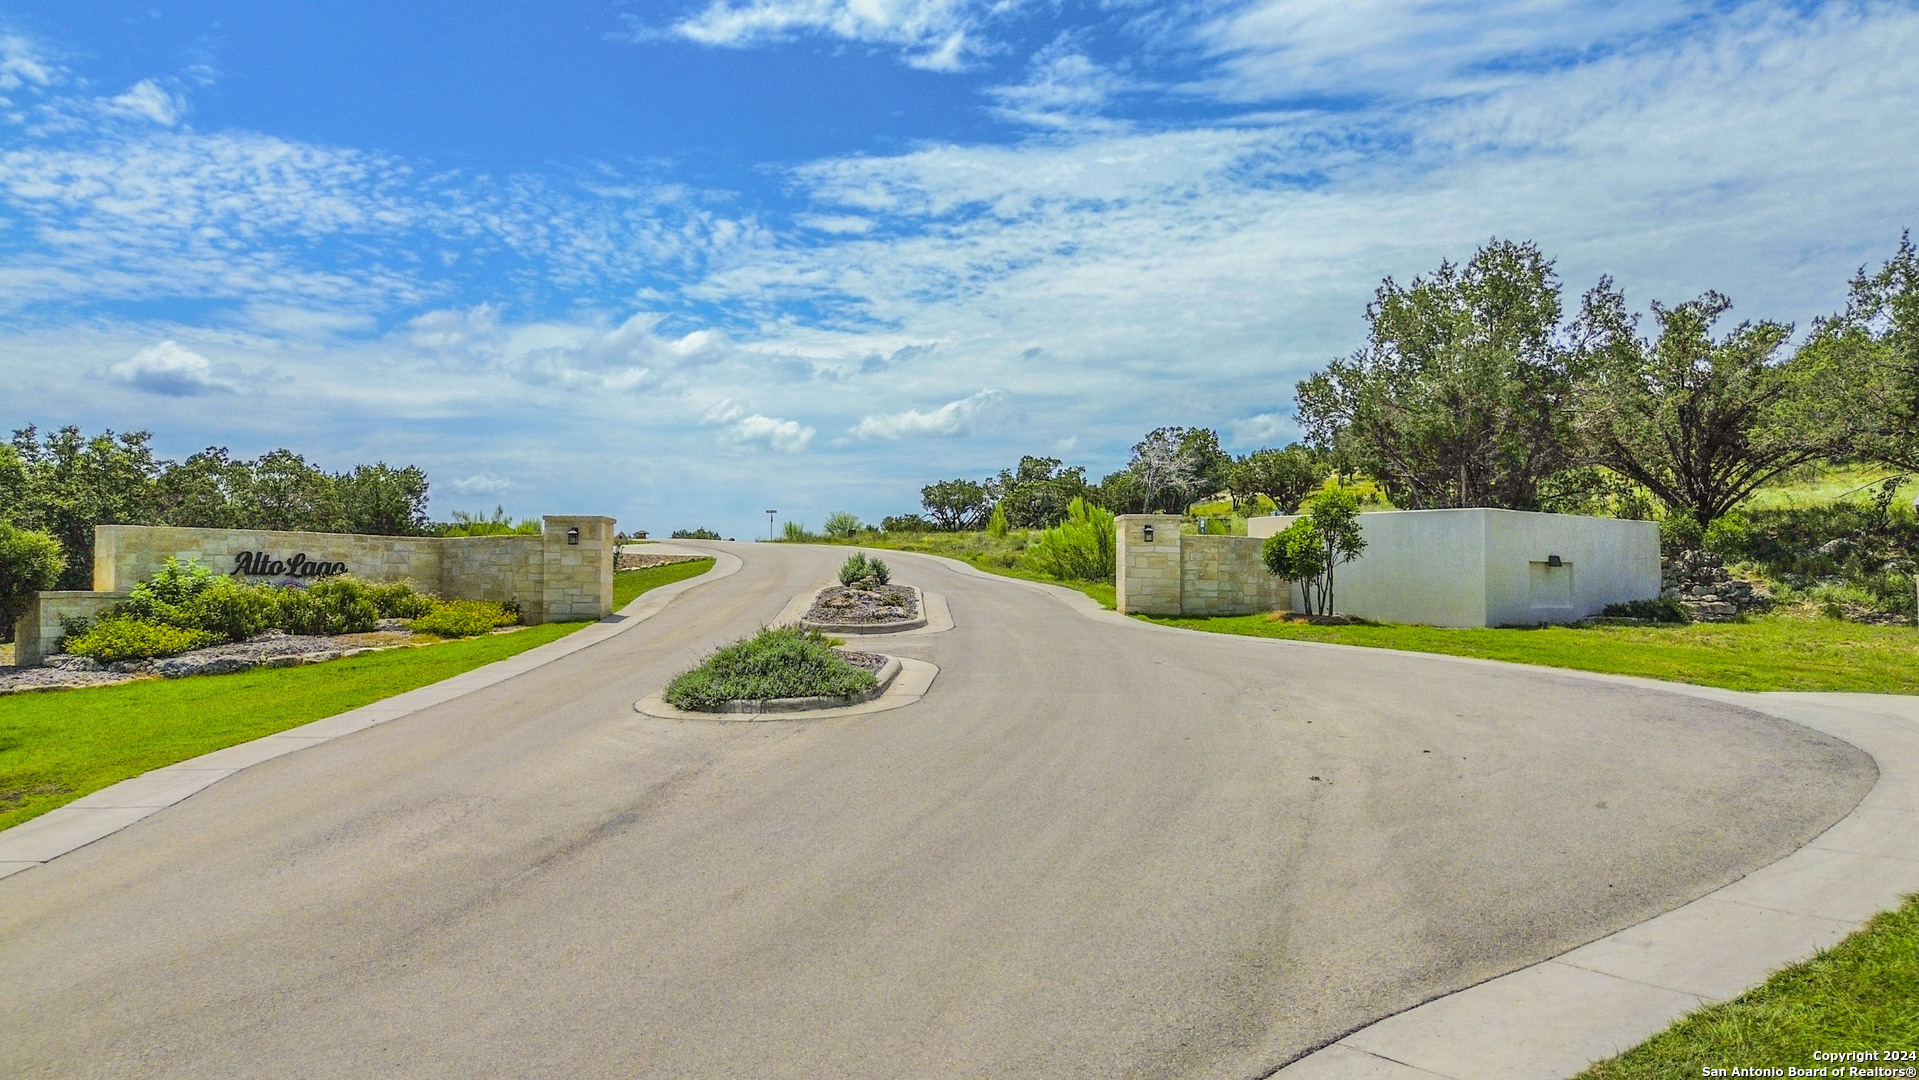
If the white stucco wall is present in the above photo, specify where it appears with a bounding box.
[1247,509,1659,627]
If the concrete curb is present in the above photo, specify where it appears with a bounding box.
[771,582,955,636]
[870,551,1919,1076]
[0,546,740,881]
[710,655,902,714]
[634,656,939,722]
[800,586,929,634]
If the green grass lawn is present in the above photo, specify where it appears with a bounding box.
[1747,463,1919,510]
[1578,892,1919,1075]
[0,559,716,833]
[1142,613,1919,694]
[799,531,1118,608]
[615,556,714,608]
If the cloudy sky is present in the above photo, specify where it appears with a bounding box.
[2,1,1915,536]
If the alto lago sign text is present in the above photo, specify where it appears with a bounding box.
[231,552,350,578]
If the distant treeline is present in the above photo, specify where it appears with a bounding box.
[899,232,1919,539]
[0,425,433,590]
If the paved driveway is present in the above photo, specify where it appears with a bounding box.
[0,542,1874,1078]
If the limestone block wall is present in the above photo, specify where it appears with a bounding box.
[538,516,616,622]
[13,518,621,667]
[13,591,126,666]
[439,534,544,619]
[1116,515,1185,615]
[1179,535,1288,616]
[94,525,447,594]
[1117,515,1283,616]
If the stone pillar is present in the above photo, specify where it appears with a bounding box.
[13,591,126,666]
[539,516,616,622]
[1116,514,1185,615]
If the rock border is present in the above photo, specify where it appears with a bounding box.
[635,656,938,722]
[797,584,928,634]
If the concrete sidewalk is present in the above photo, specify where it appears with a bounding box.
[0,545,739,881]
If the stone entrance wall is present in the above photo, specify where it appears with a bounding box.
[1115,514,1287,616]
[13,515,615,665]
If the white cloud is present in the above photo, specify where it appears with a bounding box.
[701,398,816,452]
[100,79,182,125]
[794,213,875,234]
[109,340,232,396]
[986,35,1133,127]
[643,0,1014,70]
[0,34,56,92]
[851,388,1004,438]
[1187,0,1700,103]
[1232,412,1294,446]
[735,413,816,452]
[449,473,520,496]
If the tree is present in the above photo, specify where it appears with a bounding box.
[920,479,993,531]
[1820,232,1919,473]
[1576,291,1856,531]
[1294,239,1597,511]
[1229,445,1326,514]
[337,463,431,535]
[0,524,65,642]
[242,449,342,532]
[994,456,1091,528]
[8,425,164,589]
[1125,427,1228,513]
[1261,488,1367,615]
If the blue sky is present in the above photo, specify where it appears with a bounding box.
[2,1,1916,536]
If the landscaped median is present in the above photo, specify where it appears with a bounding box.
[0,557,714,833]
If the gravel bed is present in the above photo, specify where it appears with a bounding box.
[836,651,889,675]
[805,584,920,626]
[617,553,706,571]
[0,628,421,695]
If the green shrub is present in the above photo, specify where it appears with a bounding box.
[406,599,518,638]
[276,579,378,636]
[120,556,220,622]
[823,511,863,538]
[838,552,891,586]
[177,577,282,640]
[65,618,220,662]
[1659,513,1704,556]
[782,520,814,541]
[362,580,437,619]
[1026,497,1116,583]
[880,514,929,533]
[0,524,64,641]
[1600,597,1692,623]
[663,626,877,710]
[671,527,722,540]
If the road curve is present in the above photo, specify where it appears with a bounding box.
[0,541,1874,1078]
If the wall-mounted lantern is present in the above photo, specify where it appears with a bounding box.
[1143,524,1156,542]
[1546,554,1562,567]
[566,527,581,546]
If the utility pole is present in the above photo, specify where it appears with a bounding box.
[766,509,778,541]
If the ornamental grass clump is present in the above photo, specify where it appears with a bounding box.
[663,626,877,711]
[1026,497,1116,583]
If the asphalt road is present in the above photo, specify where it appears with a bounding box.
[0,542,1876,1078]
